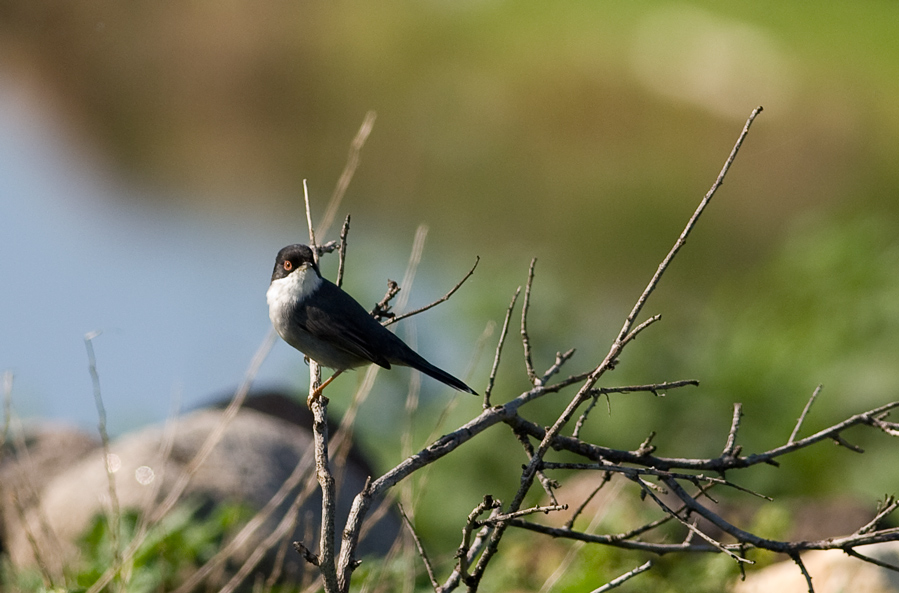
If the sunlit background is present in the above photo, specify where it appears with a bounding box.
[3,2,899,583]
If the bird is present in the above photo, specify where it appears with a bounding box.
[267,243,477,403]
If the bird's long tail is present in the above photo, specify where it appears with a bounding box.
[402,350,478,395]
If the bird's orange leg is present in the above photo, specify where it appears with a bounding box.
[307,369,344,408]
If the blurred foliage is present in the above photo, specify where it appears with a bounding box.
[1,502,253,593]
[3,1,899,276]
[3,1,899,589]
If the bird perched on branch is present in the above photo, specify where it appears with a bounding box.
[267,244,477,403]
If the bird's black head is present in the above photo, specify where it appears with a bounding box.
[271,244,319,282]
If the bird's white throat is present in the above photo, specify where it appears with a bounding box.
[267,266,323,331]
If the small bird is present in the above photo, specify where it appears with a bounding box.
[267,244,477,402]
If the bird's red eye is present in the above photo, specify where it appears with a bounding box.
[283,260,293,271]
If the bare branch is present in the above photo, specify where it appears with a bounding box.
[593,380,700,397]
[336,214,351,288]
[843,547,899,574]
[398,504,440,592]
[371,280,402,321]
[542,348,576,386]
[564,473,612,529]
[573,380,698,438]
[789,385,823,444]
[588,560,653,593]
[479,504,568,526]
[456,496,502,586]
[621,314,662,346]
[573,393,606,440]
[508,518,726,554]
[504,400,899,473]
[856,495,899,536]
[521,258,539,385]
[634,477,751,564]
[722,403,743,459]
[789,553,814,593]
[615,105,763,346]
[512,428,559,505]
[484,287,521,407]
[303,179,318,258]
[460,106,766,588]
[384,256,479,327]
[832,434,864,453]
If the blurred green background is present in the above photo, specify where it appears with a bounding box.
[3,1,899,589]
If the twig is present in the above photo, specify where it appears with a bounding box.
[588,560,653,593]
[832,434,864,453]
[398,503,440,591]
[591,380,699,396]
[505,399,899,473]
[369,225,429,322]
[395,224,429,315]
[512,428,559,505]
[384,256,479,327]
[843,547,899,573]
[479,504,568,526]
[789,552,815,593]
[574,380,698,439]
[455,496,502,585]
[484,287,520,407]
[564,473,612,529]
[303,179,318,258]
[870,416,899,436]
[440,511,497,593]
[336,214,351,288]
[521,258,539,385]
[615,106,762,347]
[542,349,576,386]
[722,403,743,459]
[371,281,401,320]
[634,476,751,564]
[856,495,899,535]
[84,332,123,582]
[573,392,604,439]
[621,314,662,347]
[320,110,376,238]
[507,518,725,554]
[789,385,823,444]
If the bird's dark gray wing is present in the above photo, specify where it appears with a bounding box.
[291,279,394,368]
